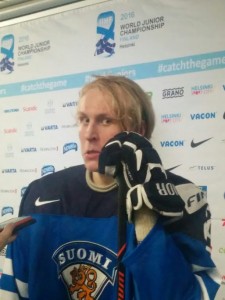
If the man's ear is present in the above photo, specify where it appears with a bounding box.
[140,121,146,136]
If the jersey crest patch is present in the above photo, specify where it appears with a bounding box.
[52,241,117,299]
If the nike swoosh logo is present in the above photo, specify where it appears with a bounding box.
[167,164,182,172]
[191,137,212,148]
[35,197,60,206]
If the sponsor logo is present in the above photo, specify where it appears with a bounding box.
[162,87,184,99]
[63,143,78,154]
[3,108,19,113]
[199,185,207,194]
[186,185,207,214]
[23,105,37,112]
[166,165,182,172]
[41,165,55,176]
[18,40,50,56]
[19,168,37,173]
[24,122,34,136]
[190,112,216,120]
[5,144,14,158]
[21,187,27,197]
[61,124,77,129]
[161,113,182,123]
[160,140,184,147]
[191,84,213,95]
[0,34,15,73]
[62,101,77,108]
[191,137,212,148]
[1,168,17,173]
[3,128,17,134]
[1,206,14,216]
[35,197,60,206]
[52,241,117,300]
[40,146,58,152]
[95,11,116,57]
[45,99,55,114]
[21,147,37,153]
[189,165,215,171]
[120,16,164,48]
[41,125,58,131]
[0,189,17,194]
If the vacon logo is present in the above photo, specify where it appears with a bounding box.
[0,34,15,73]
[21,147,37,153]
[190,112,216,120]
[191,84,213,95]
[161,113,182,123]
[41,125,58,131]
[63,143,78,154]
[95,11,116,57]
[162,87,184,99]
[160,140,184,147]
[41,165,55,176]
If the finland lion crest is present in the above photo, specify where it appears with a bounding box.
[52,241,117,299]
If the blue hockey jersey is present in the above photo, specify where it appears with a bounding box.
[0,165,221,299]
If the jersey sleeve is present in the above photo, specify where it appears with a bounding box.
[0,243,28,300]
[122,172,221,300]
[123,220,220,300]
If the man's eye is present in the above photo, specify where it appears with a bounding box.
[78,117,89,125]
[101,118,112,125]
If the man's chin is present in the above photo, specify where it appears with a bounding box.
[84,161,98,172]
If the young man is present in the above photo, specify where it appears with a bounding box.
[0,76,220,299]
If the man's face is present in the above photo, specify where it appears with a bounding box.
[78,88,122,172]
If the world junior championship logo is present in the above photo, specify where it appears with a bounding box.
[95,11,116,57]
[0,34,15,73]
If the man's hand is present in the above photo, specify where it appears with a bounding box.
[0,223,17,250]
[99,132,185,222]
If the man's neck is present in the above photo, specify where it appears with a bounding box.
[92,171,115,187]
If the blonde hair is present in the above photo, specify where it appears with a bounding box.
[78,75,155,139]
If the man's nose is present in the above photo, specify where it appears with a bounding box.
[85,121,98,140]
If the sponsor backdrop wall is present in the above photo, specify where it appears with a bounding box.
[0,0,224,297]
